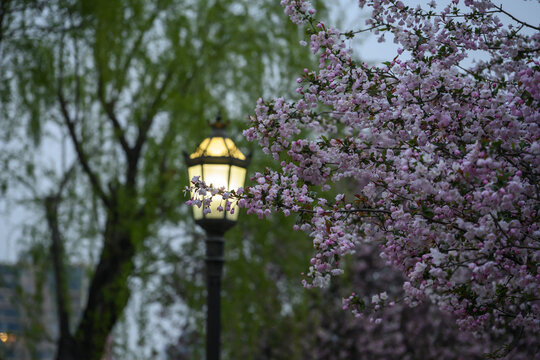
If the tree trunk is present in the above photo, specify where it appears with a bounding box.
[69,209,138,360]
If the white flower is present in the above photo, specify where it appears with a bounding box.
[430,248,446,266]
[411,261,427,279]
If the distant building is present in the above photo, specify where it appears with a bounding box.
[0,263,87,360]
[0,265,20,359]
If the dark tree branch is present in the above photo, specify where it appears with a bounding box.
[127,67,174,186]
[298,207,391,215]
[0,0,9,45]
[96,8,161,162]
[136,68,174,150]
[494,4,540,31]
[68,8,82,126]
[96,71,132,156]
[115,9,160,94]
[57,86,111,209]
[44,165,76,360]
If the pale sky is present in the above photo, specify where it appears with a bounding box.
[353,0,539,64]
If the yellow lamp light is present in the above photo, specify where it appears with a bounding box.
[185,114,250,231]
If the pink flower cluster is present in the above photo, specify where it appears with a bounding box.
[188,0,540,349]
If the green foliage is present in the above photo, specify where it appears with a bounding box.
[0,0,330,358]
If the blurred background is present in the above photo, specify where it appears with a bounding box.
[1,0,535,359]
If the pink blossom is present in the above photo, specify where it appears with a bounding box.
[187,0,540,354]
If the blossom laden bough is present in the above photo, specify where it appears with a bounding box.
[187,0,540,354]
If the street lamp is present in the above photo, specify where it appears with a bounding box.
[184,114,249,360]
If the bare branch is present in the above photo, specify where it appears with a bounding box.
[43,163,77,356]
[57,86,111,209]
[298,207,391,215]
[95,8,161,162]
[494,4,540,31]
[115,9,160,94]
[96,71,132,156]
[0,0,9,45]
[127,67,174,185]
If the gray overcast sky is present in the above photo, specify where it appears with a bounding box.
[353,0,540,64]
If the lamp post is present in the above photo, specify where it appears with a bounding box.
[184,114,249,360]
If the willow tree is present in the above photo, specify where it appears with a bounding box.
[0,0,320,359]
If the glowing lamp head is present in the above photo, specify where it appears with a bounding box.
[185,115,249,232]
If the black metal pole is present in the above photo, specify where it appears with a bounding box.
[205,232,225,360]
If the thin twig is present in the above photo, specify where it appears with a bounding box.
[494,4,540,31]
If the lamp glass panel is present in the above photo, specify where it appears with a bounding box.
[224,138,246,160]
[187,165,203,220]
[225,165,247,221]
[205,137,229,157]
[202,163,230,219]
[189,138,210,159]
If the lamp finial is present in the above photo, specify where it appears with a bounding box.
[210,111,228,135]
[213,111,229,128]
